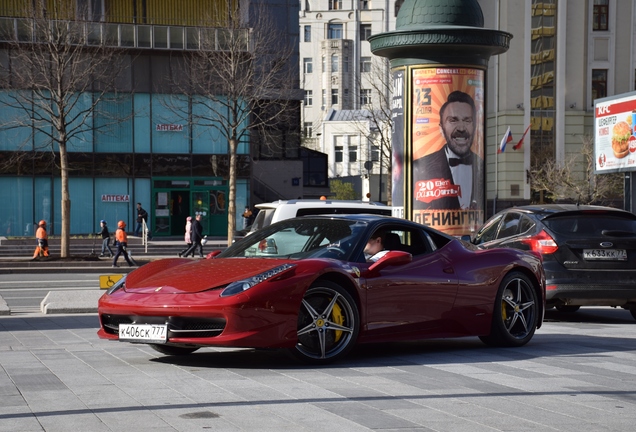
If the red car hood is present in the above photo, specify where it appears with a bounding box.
[124,258,294,294]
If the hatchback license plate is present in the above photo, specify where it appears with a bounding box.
[583,249,627,260]
[119,324,168,343]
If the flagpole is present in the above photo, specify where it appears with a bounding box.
[493,0,500,216]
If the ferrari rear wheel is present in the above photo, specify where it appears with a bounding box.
[480,272,539,347]
[150,344,200,356]
[291,281,359,364]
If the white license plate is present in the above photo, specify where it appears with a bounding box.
[119,323,168,343]
[583,249,627,261]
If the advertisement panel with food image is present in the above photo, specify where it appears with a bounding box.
[594,91,636,174]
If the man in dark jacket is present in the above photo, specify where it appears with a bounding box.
[134,203,148,236]
[183,214,204,257]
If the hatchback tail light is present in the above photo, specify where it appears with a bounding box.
[521,229,558,255]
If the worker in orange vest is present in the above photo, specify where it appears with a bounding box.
[112,220,135,267]
[33,220,49,258]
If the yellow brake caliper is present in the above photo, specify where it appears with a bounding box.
[332,302,344,342]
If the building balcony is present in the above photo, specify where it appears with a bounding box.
[0,17,250,51]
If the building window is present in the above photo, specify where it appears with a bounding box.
[304,25,311,42]
[361,24,372,41]
[331,55,339,73]
[592,69,608,100]
[304,90,313,106]
[328,23,343,39]
[361,57,372,73]
[77,0,104,21]
[322,89,326,106]
[329,0,342,10]
[331,89,339,105]
[360,89,372,105]
[303,58,313,74]
[349,146,357,163]
[303,122,313,138]
[593,0,609,31]
[371,145,380,162]
[360,0,370,10]
[335,146,343,162]
[343,56,349,72]
[395,0,404,17]
[322,56,326,73]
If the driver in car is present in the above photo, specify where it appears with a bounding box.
[364,231,388,262]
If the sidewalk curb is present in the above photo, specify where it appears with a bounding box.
[40,290,103,314]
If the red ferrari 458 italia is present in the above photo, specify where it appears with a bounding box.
[98,215,546,364]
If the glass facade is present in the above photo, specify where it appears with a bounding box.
[530,0,557,198]
[0,90,250,237]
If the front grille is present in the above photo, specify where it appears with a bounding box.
[101,314,226,339]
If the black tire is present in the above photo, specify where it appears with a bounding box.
[480,271,539,347]
[555,305,580,313]
[150,344,199,356]
[290,281,359,364]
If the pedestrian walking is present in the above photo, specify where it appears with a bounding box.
[183,214,204,257]
[33,220,49,258]
[134,203,148,237]
[178,216,193,257]
[98,220,114,258]
[112,220,134,267]
[242,206,253,230]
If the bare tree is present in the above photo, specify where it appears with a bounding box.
[178,2,298,245]
[528,135,623,205]
[0,2,128,257]
[350,57,393,204]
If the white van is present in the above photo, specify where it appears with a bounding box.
[248,199,392,234]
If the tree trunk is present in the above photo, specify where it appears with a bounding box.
[227,137,237,245]
[59,143,71,258]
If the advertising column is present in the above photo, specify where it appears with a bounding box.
[410,67,484,236]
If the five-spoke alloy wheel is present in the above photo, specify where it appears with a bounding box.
[480,272,539,347]
[291,281,359,364]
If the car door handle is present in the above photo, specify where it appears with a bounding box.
[443,267,454,274]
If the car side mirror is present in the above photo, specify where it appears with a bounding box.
[368,250,412,272]
[460,234,472,242]
[205,250,222,259]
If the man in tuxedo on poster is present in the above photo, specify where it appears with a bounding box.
[412,90,482,210]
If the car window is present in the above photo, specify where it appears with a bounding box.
[473,214,503,245]
[544,214,636,236]
[250,209,274,232]
[518,215,535,235]
[497,212,521,239]
[222,218,367,260]
[364,226,432,259]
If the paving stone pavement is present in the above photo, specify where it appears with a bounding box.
[1,312,636,432]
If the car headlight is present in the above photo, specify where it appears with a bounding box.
[220,264,295,297]
[106,275,127,295]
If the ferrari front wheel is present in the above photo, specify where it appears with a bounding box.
[480,271,539,347]
[291,281,359,364]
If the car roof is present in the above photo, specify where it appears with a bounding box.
[255,199,389,210]
[502,204,635,219]
[301,213,456,238]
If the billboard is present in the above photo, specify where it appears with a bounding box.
[410,66,485,237]
[594,91,636,174]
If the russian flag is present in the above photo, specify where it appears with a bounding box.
[513,124,531,151]
[498,126,513,154]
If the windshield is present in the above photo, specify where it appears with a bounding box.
[220,218,367,260]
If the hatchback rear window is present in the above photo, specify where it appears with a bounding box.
[544,214,636,236]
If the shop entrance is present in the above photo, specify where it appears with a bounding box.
[151,178,227,237]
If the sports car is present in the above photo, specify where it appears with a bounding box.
[97,215,546,364]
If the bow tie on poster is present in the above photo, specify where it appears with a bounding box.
[448,156,472,167]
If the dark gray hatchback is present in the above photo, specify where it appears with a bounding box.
[467,204,636,320]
